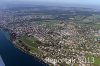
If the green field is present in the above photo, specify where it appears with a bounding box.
[86,54,100,66]
[18,35,42,55]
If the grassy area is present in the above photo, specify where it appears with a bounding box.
[75,14,100,29]
[93,56,100,66]
[18,35,42,54]
[86,54,100,66]
[94,24,100,29]
[20,35,39,47]
[36,20,60,26]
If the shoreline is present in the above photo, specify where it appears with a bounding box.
[13,42,47,65]
[0,29,49,66]
[7,31,49,66]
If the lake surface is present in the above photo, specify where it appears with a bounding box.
[0,30,48,66]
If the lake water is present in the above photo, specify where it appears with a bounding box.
[0,30,48,66]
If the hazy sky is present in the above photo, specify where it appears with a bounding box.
[0,0,100,6]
